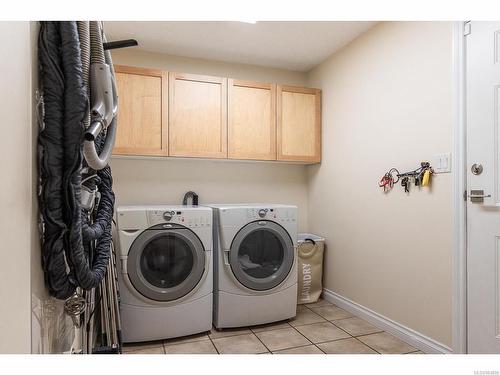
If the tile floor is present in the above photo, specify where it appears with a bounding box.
[122,299,424,354]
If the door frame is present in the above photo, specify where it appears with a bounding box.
[451,20,468,354]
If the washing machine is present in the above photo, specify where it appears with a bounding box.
[208,204,298,328]
[115,205,213,343]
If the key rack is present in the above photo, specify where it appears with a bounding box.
[379,162,434,194]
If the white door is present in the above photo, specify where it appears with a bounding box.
[466,21,500,353]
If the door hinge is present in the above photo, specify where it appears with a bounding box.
[464,21,471,36]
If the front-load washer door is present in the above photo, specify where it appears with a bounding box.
[229,221,294,291]
[127,224,205,302]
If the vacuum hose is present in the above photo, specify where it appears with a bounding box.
[82,22,118,171]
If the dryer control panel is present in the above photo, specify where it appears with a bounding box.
[148,210,212,228]
[246,207,296,223]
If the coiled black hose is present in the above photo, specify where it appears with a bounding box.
[38,21,115,298]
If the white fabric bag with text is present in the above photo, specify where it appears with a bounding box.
[297,233,325,304]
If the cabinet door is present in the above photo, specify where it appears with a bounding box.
[277,85,321,163]
[169,73,227,158]
[228,80,276,160]
[113,65,168,156]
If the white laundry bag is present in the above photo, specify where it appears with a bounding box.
[297,233,325,304]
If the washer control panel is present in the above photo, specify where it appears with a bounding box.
[246,207,296,223]
[148,209,212,228]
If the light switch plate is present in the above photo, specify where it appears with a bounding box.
[433,153,451,173]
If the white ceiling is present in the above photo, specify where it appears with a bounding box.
[104,21,376,72]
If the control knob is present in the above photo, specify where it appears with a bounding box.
[258,209,268,218]
[163,211,174,221]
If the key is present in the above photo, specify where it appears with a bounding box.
[402,177,410,193]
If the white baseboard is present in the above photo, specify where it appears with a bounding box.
[322,288,453,354]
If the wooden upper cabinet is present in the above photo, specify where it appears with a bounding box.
[113,65,168,156]
[112,65,321,163]
[228,80,276,160]
[169,73,227,158]
[277,85,321,163]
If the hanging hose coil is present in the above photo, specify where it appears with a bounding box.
[38,21,75,299]
[38,21,116,299]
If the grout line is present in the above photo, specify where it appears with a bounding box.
[163,333,210,347]
[289,320,326,328]
[207,334,220,354]
[288,322,314,347]
[255,326,296,333]
[326,322,354,338]
[405,349,422,354]
[293,321,357,346]
[250,321,292,334]
[355,331,417,354]
[272,343,320,354]
[307,311,346,322]
[162,331,215,354]
[315,344,327,354]
[317,300,421,353]
[252,331,272,354]
[209,329,252,340]
[321,322,382,355]
[330,316,358,323]
[310,336,355,345]
[291,318,388,354]
[303,303,332,311]
[352,330,385,337]
[254,326,300,353]
[329,320,384,337]
[211,330,269,355]
[355,332,384,339]
[257,324,314,353]
[289,310,328,327]
[306,304,355,322]
[336,329,418,354]
[353,336,381,354]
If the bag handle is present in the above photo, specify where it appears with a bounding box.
[298,239,318,259]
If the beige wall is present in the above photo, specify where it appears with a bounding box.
[111,49,308,86]
[0,21,32,353]
[111,158,309,230]
[110,50,310,231]
[306,22,453,347]
[29,22,52,354]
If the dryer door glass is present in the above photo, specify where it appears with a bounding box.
[140,235,193,288]
[238,230,284,279]
[127,226,205,302]
[230,221,294,291]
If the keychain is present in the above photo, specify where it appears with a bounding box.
[379,168,399,192]
[380,163,433,194]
